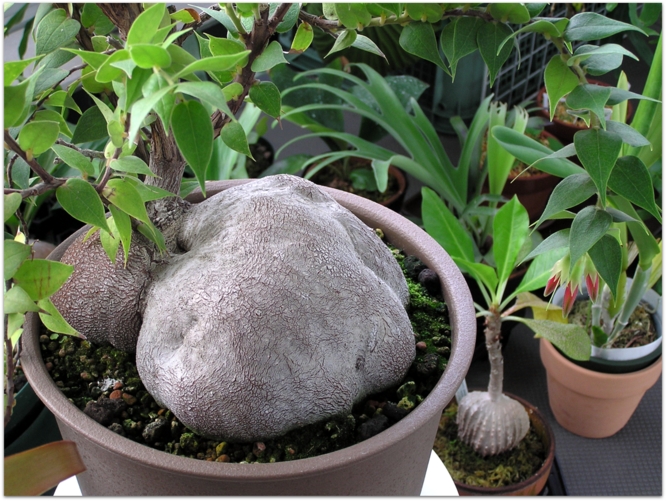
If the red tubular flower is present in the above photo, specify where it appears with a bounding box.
[544,274,560,297]
[586,273,600,302]
[562,283,579,317]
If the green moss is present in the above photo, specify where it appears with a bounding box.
[434,403,547,488]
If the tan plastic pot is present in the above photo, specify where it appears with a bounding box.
[22,179,476,495]
[540,339,662,438]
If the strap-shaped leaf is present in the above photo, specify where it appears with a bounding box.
[574,128,622,205]
[493,196,529,287]
[172,100,214,194]
[533,173,596,229]
[569,206,613,271]
[588,234,622,298]
[608,156,661,222]
[421,187,475,262]
[56,178,111,232]
[610,195,661,269]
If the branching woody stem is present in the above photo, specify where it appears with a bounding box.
[54,139,106,159]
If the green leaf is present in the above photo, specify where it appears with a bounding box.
[126,3,166,46]
[440,17,482,80]
[71,106,108,144]
[56,178,111,232]
[519,318,591,361]
[421,187,474,262]
[18,121,60,157]
[564,12,647,42]
[108,205,132,265]
[592,325,608,347]
[248,81,281,118]
[221,120,253,158]
[80,3,114,35]
[51,144,95,177]
[136,220,166,252]
[523,229,570,263]
[4,193,22,222]
[487,3,531,24]
[4,285,41,314]
[102,178,151,225]
[123,177,176,202]
[4,56,41,86]
[588,234,622,298]
[13,259,74,301]
[38,297,79,336]
[351,34,387,60]
[544,55,579,121]
[176,81,233,117]
[477,21,513,87]
[611,196,661,270]
[175,51,251,78]
[400,22,449,74]
[62,48,108,70]
[498,20,563,55]
[493,197,529,287]
[142,74,175,130]
[170,9,196,23]
[207,35,246,56]
[334,3,372,29]
[110,156,156,177]
[569,206,613,270]
[95,49,131,83]
[606,120,651,147]
[569,85,612,129]
[326,29,357,58]
[291,21,314,53]
[43,90,82,114]
[127,84,175,143]
[606,87,661,106]
[129,44,172,69]
[35,8,81,55]
[34,110,72,139]
[251,41,288,73]
[100,219,120,265]
[608,156,661,222]
[271,3,300,33]
[197,6,237,34]
[4,240,32,280]
[455,258,498,295]
[3,78,31,128]
[514,247,568,295]
[574,128,622,205]
[533,173,596,229]
[107,119,124,148]
[405,4,443,23]
[172,100,214,194]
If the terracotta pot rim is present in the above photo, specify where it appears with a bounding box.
[22,178,476,482]
[540,339,663,393]
[451,392,555,495]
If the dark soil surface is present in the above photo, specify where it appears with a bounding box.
[39,243,451,463]
[434,403,547,488]
[310,164,400,205]
[246,138,274,178]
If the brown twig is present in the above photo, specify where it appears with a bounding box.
[6,154,18,189]
[54,139,106,159]
[4,131,59,185]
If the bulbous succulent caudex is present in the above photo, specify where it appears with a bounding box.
[52,175,416,441]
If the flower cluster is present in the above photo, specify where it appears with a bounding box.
[544,253,600,317]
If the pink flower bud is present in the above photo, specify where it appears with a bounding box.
[586,273,599,302]
[544,274,560,297]
[562,283,579,317]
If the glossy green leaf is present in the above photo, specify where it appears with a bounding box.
[129,44,172,69]
[606,87,661,106]
[100,219,120,265]
[421,187,474,262]
[110,156,156,177]
[251,41,287,73]
[569,206,613,270]
[102,178,151,225]
[62,48,109,70]
[533,173,596,229]
[170,8,196,23]
[80,3,114,35]
[605,120,651,147]
[4,285,41,314]
[574,128,622,205]
[4,56,41,86]
[142,74,175,130]
[38,297,80,336]
[51,145,95,177]
[334,3,372,29]
[477,22,513,87]
[4,240,32,280]
[564,12,647,42]
[33,68,69,98]
[588,234,622,298]
[71,106,108,144]
[108,205,132,265]
[35,8,80,55]
[13,259,74,301]
[291,21,314,53]
[4,79,31,128]
[175,51,251,78]
[220,120,252,158]
[207,35,246,56]
[405,4,443,23]
[351,34,387,60]
[487,3,530,24]
[326,29,357,58]
[271,3,300,33]
[107,119,124,148]
[248,81,281,118]
[514,247,568,296]
[18,121,60,157]
[493,197,529,286]
[440,17,482,79]
[455,258,498,295]
[109,57,137,79]
[400,22,449,74]
[34,110,72,138]
[123,177,176,202]
[176,81,233,117]
[519,318,591,361]
[4,193,22,222]
[498,20,562,55]
[126,3,166,46]
[544,55,579,121]
[172,100,213,194]
[95,49,131,83]
[608,156,661,222]
[56,178,110,232]
[43,90,82,114]
[197,6,237,34]
[611,196,661,269]
[523,229,570,262]
[136,220,166,252]
[566,84,613,129]
[127,84,174,143]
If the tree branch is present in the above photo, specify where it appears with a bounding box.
[4,131,59,185]
[54,139,105,159]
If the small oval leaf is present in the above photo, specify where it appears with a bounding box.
[56,178,111,232]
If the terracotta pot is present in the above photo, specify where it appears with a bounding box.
[21,179,476,496]
[306,161,408,212]
[535,80,635,144]
[446,393,555,496]
[540,339,662,438]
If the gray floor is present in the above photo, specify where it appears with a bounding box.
[465,322,663,496]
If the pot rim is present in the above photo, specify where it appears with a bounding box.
[450,392,556,495]
[22,178,476,482]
